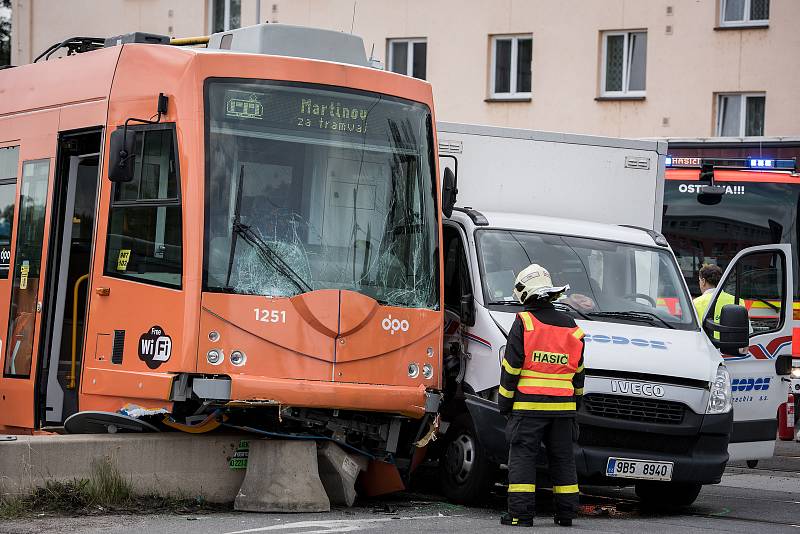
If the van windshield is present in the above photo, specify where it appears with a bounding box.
[477,230,696,330]
[203,80,438,309]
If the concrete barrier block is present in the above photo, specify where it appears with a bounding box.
[0,434,245,502]
[235,440,330,513]
[316,441,368,507]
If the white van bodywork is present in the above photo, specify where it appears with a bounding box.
[435,123,792,505]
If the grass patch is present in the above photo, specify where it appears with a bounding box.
[0,457,230,519]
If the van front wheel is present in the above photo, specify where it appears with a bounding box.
[635,481,702,508]
[440,414,495,504]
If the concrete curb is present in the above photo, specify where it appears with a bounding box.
[0,433,245,503]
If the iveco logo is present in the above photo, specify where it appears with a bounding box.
[732,377,771,392]
[611,380,665,397]
[585,334,668,350]
[381,315,409,335]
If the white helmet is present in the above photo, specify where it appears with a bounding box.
[513,264,569,304]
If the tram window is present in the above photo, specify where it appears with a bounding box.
[0,146,19,180]
[0,182,16,279]
[105,126,182,288]
[0,146,19,280]
[4,159,49,378]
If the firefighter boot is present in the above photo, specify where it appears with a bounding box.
[500,513,534,527]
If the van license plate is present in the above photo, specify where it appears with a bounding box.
[606,457,673,481]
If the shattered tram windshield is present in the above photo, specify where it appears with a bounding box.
[204,80,438,309]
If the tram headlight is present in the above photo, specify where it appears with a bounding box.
[230,350,247,366]
[408,363,420,378]
[706,364,732,414]
[208,330,220,342]
[207,349,224,365]
[422,364,434,380]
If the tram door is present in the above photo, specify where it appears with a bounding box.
[0,125,56,429]
[39,130,102,426]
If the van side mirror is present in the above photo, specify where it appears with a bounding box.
[442,167,458,218]
[704,304,749,356]
[775,354,792,376]
[460,293,476,327]
[108,128,136,183]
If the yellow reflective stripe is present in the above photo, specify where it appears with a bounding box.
[508,483,536,493]
[553,484,579,494]
[574,387,584,396]
[502,358,521,375]
[499,385,515,399]
[519,312,535,332]
[576,364,584,373]
[518,378,574,390]
[513,401,577,411]
[572,327,584,339]
[521,369,574,380]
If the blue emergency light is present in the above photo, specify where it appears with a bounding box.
[665,156,797,172]
[749,159,773,168]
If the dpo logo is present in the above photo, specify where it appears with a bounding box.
[381,315,410,335]
[584,334,668,350]
[732,377,771,392]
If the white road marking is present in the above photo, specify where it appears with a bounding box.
[222,514,449,534]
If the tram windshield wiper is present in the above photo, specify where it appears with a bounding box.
[224,164,313,294]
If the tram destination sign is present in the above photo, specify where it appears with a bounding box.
[215,84,425,151]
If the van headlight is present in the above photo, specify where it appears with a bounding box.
[791,367,800,379]
[706,365,732,414]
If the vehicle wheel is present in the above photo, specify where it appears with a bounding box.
[635,481,702,508]
[440,414,495,504]
[747,460,759,468]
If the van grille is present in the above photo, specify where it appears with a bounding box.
[583,394,685,425]
[578,425,695,455]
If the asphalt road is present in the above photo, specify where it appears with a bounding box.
[4,441,800,534]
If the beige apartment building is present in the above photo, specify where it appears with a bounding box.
[9,0,799,138]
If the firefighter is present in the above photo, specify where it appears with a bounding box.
[499,264,585,528]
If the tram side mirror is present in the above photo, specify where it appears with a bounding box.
[442,167,458,218]
[108,128,136,183]
[704,304,750,356]
[460,294,476,327]
[775,354,792,376]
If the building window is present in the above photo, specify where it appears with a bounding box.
[105,125,182,288]
[720,0,769,26]
[387,39,427,80]
[210,0,241,33]
[601,31,647,97]
[716,93,766,136]
[490,35,532,99]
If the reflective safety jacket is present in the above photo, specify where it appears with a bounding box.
[693,289,737,340]
[693,289,736,324]
[499,306,585,417]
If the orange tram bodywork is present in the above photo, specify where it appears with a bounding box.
[0,26,445,467]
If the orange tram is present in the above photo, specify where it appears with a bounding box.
[0,25,454,483]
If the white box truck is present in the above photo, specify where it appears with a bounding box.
[434,122,793,507]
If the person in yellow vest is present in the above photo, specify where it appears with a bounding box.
[693,264,736,327]
[499,264,585,528]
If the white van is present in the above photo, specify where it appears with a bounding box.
[435,123,793,507]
